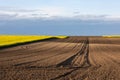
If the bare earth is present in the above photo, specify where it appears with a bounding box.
[0,36,120,80]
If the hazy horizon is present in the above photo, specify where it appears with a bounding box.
[0,18,120,36]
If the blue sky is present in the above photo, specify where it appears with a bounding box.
[0,0,120,16]
[0,0,120,35]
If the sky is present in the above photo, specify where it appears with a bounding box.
[0,0,120,16]
[0,0,120,35]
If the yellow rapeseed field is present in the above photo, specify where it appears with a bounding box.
[0,35,67,47]
[102,35,120,38]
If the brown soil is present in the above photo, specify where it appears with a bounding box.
[0,36,120,80]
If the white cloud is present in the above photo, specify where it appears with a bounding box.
[0,7,120,21]
[104,15,120,21]
[73,14,120,21]
[0,7,68,19]
[0,9,50,19]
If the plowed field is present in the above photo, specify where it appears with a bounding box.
[0,36,120,80]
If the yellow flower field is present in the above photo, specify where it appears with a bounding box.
[0,35,67,47]
[102,35,120,38]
